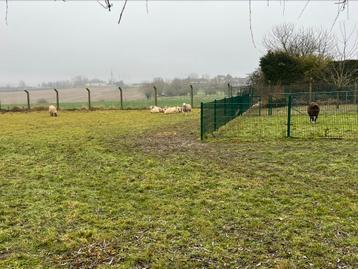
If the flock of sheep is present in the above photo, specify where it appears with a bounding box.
[49,102,320,124]
[149,103,192,114]
[47,103,192,117]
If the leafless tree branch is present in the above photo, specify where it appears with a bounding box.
[118,0,128,25]
[249,0,257,48]
[5,0,8,25]
[324,22,358,88]
[264,23,335,58]
[331,0,349,31]
[297,0,310,20]
[96,0,113,11]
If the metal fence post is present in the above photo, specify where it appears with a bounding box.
[24,90,30,111]
[190,85,194,108]
[54,89,59,110]
[153,86,158,106]
[309,78,312,103]
[258,96,262,116]
[223,97,227,117]
[268,80,271,98]
[268,95,273,116]
[200,102,204,141]
[85,88,91,110]
[231,96,234,119]
[287,95,292,138]
[118,87,123,109]
[355,82,358,112]
[214,99,217,131]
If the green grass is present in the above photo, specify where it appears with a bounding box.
[0,110,357,268]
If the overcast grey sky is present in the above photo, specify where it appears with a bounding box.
[0,1,358,86]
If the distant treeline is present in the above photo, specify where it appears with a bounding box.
[1,75,249,97]
[0,76,126,90]
[139,75,248,99]
[39,76,126,89]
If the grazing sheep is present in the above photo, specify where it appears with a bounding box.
[48,105,58,117]
[149,106,164,113]
[241,101,261,116]
[251,101,261,109]
[307,102,320,123]
[164,106,182,114]
[182,103,192,112]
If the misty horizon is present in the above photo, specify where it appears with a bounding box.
[0,73,248,88]
[1,1,357,87]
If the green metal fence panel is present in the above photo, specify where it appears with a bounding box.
[202,90,358,140]
[200,93,253,140]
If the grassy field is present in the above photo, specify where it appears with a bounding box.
[0,110,357,268]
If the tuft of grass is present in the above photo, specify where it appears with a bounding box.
[0,110,357,268]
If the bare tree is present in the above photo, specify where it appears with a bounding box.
[263,23,295,54]
[325,23,358,89]
[263,23,334,58]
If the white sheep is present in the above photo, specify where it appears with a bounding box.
[182,103,192,112]
[149,106,164,113]
[241,101,261,116]
[251,101,261,109]
[48,105,58,117]
[164,106,182,114]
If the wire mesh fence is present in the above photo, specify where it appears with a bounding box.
[0,87,224,111]
[200,94,253,140]
[201,90,358,140]
[290,93,358,139]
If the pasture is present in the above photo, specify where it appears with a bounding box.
[0,110,357,268]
